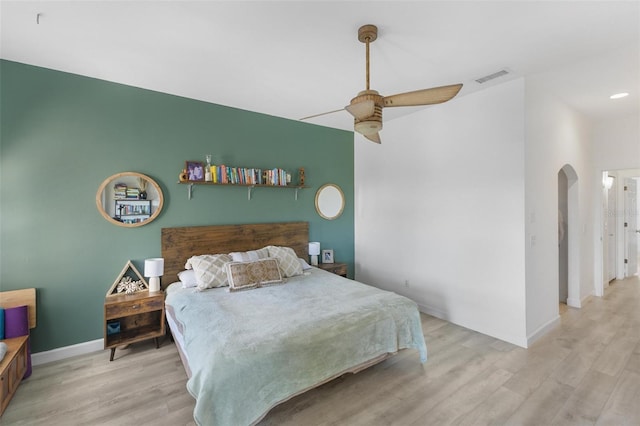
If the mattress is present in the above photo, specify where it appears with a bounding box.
[165,267,427,426]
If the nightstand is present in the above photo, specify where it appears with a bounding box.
[317,262,348,277]
[104,290,165,361]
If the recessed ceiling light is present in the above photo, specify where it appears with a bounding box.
[610,92,629,99]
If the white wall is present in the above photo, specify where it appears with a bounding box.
[524,76,595,342]
[593,114,640,171]
[355,79,528,346]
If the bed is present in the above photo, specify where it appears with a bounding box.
[161,222,427,426]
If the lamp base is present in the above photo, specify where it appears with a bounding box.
[148,276,161,292]
[310,255,318,266]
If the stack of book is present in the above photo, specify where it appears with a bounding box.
[126,188,140,199]
[114,183,127,199]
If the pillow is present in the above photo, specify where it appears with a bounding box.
[229,248,269,262]
[186,254,233,290]
[226,258,283,292]
[299,258,312,270]
[266,246,303,277]
[177,269,198,288]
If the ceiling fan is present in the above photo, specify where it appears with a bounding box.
[301,25,463,144]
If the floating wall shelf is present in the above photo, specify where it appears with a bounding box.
[178,181,308,200]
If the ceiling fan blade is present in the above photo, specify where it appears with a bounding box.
[345,100,375,120]
[382,84,463,107]
[299,108,345,121]
[364,132,381,144]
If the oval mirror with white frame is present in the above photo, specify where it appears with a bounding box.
[96,172,164,227]
[315,183,345,220]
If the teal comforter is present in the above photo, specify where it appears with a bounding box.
[165,268,427,426]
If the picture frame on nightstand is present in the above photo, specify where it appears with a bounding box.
[322,249,334,264]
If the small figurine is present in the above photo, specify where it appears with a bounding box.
[298,167,305,186]
[179,169,188,182]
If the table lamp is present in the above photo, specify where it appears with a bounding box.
[144,258,164,292]
[308,242,320,266]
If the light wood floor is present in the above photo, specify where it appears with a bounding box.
[2,276,639,426]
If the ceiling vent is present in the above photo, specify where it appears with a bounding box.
[475,69,510,84]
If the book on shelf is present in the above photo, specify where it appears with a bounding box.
[191,165,294,186]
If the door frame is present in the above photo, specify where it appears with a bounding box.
[560,164,580,308]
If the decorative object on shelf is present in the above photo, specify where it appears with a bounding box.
[179,169,189,182]
[106,320,120,335]
[322,249,334,264]
[308,242,320,266]
[138,177,148,199]
[298,168,305,186]
[315,183,345,220]
[144,258,164,293]
[186,161,205,181]
[96,172,164,228]
[116,276,146,294]
[106,260,149,297]
[205,154,213,182]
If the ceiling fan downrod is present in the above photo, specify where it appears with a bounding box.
[358,25,378,91]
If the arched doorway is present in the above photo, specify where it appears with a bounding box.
[558,164,580,308]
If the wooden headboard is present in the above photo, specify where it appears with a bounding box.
[161,222,309,287]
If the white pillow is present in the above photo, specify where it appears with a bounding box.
[177,269,198,288]
[229,248,269,262]
[299,258,312,270]
[186,254,233,290]
[265,246,303,277]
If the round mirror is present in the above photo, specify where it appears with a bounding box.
[96,172,164,227]
[315,183,345,220]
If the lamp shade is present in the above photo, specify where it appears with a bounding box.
[308,242,320,256]
[144,258,164,277]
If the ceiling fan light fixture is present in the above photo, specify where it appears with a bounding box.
[355,120,382,135]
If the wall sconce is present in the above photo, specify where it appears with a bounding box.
[308,242,320,266]
[144,258,164,292]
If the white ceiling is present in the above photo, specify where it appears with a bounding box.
[1,1,638,132]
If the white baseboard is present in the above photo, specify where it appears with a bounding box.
[526,315,560,347]
[31,338,103,366]
[566,297,581,308]
[417,303,528,348]
[416,302,447,320]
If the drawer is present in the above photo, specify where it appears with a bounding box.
[105,296,164,319]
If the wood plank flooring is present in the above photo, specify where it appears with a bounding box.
[2,276,638,425]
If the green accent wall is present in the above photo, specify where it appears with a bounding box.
[0,60,354,353]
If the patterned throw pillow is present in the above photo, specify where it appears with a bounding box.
[229,248,269,262]
[186,254,233,290]
[265,246,303,277]
[226,258,283,292]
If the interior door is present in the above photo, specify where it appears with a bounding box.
[624,178,638,277]
[607,180,617,281]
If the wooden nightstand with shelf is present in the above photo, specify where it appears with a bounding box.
[317,262,348,277]
[104,290,165,361]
